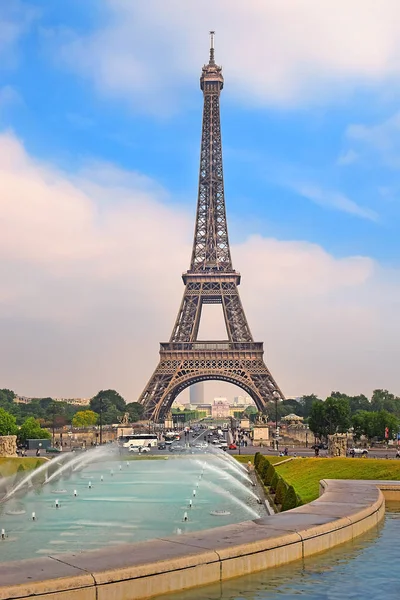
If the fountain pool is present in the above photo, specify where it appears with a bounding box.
[163,502,400,600]
[0,451,265,563]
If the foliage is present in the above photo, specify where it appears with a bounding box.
[259,457,271,482]
[324,396,351,434]
[18,417,51,442]
[0,407,18,436]
[308,400,327,439]
[281,485,299,511]
[270,472,280,494]
[126,402,144,423]
[90,390,126,425]
[90,390,125,412]
[275,478,288,505]
[275,458,400,505]
[265,463,276,485]
[308,397,351,439]
[72,410,98,428]
[254,452,261,469]
[352,410,399,441]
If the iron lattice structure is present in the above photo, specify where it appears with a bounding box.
[138,34,284,421]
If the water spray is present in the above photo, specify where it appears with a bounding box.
[32,512,36,521]
[183,512,188,522]
[1,529,5,540]
[74,490,77,497]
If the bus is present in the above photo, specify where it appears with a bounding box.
[118,434,158,449]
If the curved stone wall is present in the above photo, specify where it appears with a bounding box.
[0,479,398,600]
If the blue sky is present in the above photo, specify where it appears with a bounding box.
[1,1,400,401]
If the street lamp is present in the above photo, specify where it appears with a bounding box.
[273,391,280,451]
[99,398,104,445]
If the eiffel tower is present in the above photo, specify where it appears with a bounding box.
[138,33,284,421]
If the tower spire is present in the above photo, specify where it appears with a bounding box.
[209,30,215,64]
[137,38,285,422]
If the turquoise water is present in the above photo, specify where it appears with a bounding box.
[0,455,263,563]
[164,503,400,600]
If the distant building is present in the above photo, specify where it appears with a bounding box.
[14,396,90,406]
[54,398,91,406]
[212,398,230,419]
[190,382,204,405]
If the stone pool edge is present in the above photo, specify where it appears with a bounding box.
[0,479,398,600]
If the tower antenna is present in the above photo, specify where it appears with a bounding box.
[209,30,215,64]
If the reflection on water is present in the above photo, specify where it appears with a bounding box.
[165,503,400,600]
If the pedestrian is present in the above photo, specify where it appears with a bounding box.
[36,447,40,457]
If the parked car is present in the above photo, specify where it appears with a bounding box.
[46,447,61,454]
[229,443,237,450]
[129,446,150,453]
[158,443,166,450]
[311,443,328,450]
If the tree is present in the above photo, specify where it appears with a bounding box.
[18,417,51,442]
[0,408,18,436]
[298,394,322,418]
[348,394,371,415]
[324,396,351,435]
[72,410,98,428]
[308,400,327,439]
[89,390,126,425]
[371,389,396,413]
[352,410,399,442]
[126,402,144,423]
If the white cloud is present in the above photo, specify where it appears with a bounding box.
[345,111,400,168]
[0,131,399,401]
[337,149,358,166]
[293,183,378,221]
[0,2,37,68]
[49,0,400,110]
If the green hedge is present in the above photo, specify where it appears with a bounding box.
[253,453,302,511]
[281,485,298,511]
[275,478,288,506]
[270,472,280,494]
[265,464,276,485]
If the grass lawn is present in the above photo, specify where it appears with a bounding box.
[235,455,288,466]
[0,457,45,478]
[276,458,400,504]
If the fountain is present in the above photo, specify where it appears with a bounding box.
[0,446,266,563]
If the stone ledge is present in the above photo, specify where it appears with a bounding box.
[0,479,398,600]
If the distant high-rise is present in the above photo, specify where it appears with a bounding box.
[190,382,204,405]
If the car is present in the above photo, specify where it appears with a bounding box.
[348,448,368,457]
[129,446,150,453]
[228,443,237,450]
[158,443,166,450]
[311,443,328,450]
[46,447,61,453]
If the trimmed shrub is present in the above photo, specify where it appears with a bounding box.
[34,460,42,470]
[254,452,261,469]
[282,485,298,511]
[259,458,271,482]
[275,478,289,506]
[270,472,280,494]
[265,463,276,486]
